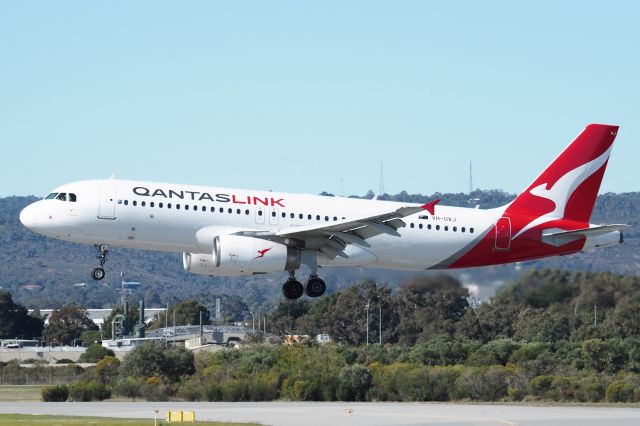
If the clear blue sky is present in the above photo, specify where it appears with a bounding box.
[1,2,637,197]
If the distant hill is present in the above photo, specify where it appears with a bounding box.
[1,190,638,314]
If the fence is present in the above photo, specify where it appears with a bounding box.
[0,363,85,385]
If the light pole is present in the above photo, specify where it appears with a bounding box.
[243,311,255,333]
[378,296,382,345]
[365,299,370,346]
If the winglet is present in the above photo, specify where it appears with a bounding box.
[421,199,440,215]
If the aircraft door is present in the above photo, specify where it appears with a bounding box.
[98,184,117,219]
[494,216,511,250]
[255,206,265,224]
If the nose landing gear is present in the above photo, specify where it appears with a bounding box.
[91,244,110,281]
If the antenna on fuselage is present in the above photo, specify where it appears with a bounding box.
[110,172,117,180]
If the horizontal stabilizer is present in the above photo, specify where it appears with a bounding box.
[542,224,628,247]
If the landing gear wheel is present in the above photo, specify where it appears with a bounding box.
[91,267,105,281]
[282,279,304,300]
[305,276,326,298]
[91,244,110,281]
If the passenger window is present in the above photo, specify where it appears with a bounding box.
[69,193,77,202]
[453,226,457,232]
[210,207,215,212]
[237,209,241,214]
[290,213,295,219]
[461,227,466,232]
[308,214,312,220]
[325,216,329,221]
[228,208,232,214]
[176,204,181,210]
[272,211,276,217]
[419,224,423,229]
[185,205,189,210]
[444,226,448,231]
[219,207,224,213]
[258,210,263,216]
[141,201,146,207]
[281,212,286,218]
[470,228,475,233]
[133,201,137,206]
[428,224,432,230]
[410,223,414,228]
[299,214,303,219]
[316,215,320,220]
[150,202,155,208]
[124,200,129,206]
[168,203,172,209]
[436,225,440,230]
[245,209,250,215]
[333,216,337,221]
[159,203,163,208]
[202,206,206,212]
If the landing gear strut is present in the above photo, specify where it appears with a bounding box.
[305,274,326,298]
[91,244,110,281]
[282,271,304,300]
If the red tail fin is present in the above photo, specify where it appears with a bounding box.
[508,124,618,237]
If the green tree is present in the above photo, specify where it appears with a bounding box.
[43,306,97,345]
[149,300,210,329]
[0,291,44,339]
[118,342,195,383]
[393,275,469,345]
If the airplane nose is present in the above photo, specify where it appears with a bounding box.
[19,204,39,229]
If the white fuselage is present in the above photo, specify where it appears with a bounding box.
[19,179,500,271]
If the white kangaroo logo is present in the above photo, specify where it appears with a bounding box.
[512,145,612,240]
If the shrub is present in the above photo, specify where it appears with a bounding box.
[454,366,509,401]
[68,380,111,401]
[575,375,607,402]
[529,375,553,399]
[55,359,75,364]
[177,378,203,401]
[113,376,143,400]
[79,343,115,363]
[606,380,635,402]
[337,364,372,401]
[41,384,68,402]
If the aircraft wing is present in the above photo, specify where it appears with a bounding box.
[234,199,440,259]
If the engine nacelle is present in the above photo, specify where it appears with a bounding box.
[183,235,300,276]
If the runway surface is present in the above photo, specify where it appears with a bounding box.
[1,401,640,425]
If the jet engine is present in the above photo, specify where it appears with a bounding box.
[183,235,300,276]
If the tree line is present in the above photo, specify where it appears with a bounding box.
[34,268,640,403]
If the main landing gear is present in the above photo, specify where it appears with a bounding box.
[282,271,326,300]
[91,244,110,281]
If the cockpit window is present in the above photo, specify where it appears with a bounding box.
[55,193,67,201]
[45,193,58,200]
[69,193,77,202]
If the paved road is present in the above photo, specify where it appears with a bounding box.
[1,401,640,426]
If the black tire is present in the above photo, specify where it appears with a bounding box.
[305,278,326,298]
[91,267,105,281]
[282,280,304,299]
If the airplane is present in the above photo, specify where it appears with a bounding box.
[19,124,627,299]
